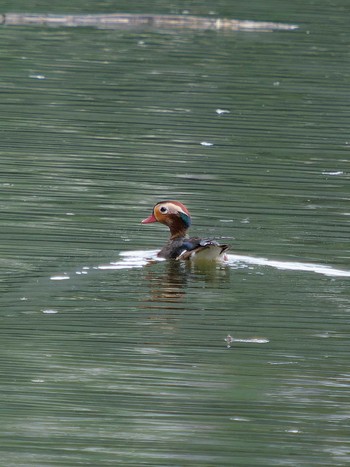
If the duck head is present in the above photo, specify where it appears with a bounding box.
[141,200,191,239]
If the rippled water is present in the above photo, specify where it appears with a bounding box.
[1,0,350,465]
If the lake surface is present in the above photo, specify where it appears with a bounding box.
[1,1,349,466]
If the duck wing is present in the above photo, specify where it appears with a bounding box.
[176,237,229,261]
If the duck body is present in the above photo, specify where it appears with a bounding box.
[141,200,229,261]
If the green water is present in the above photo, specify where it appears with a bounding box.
[1,1,349,466]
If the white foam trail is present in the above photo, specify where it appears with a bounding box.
[227,254,350,278]
[96,250,350,278]
[98,250,161,270]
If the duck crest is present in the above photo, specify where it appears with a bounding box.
[179,210,191,229]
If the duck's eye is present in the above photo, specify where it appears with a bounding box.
[159,206,168,214]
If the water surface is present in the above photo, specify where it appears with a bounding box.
[1,0,349,465]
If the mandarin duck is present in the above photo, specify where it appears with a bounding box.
[141,200,229,261]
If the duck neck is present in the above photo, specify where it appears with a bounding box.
[168,220,188,240]
[170,228,187,240]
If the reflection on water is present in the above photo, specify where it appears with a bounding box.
[143,259,231,306]
[143,261,191,305]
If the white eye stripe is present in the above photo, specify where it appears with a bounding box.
[157,202,189,217]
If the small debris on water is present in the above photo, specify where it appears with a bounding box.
[29,74,46,80]
[215,108,230,115]
[42,309,58,314]
[225,334,234,348]
[230,416,250,422]
[50,274,70,280]
[224,334,269,348]
[322,170,344,176]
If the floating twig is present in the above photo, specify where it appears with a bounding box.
[1,13,298,32]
